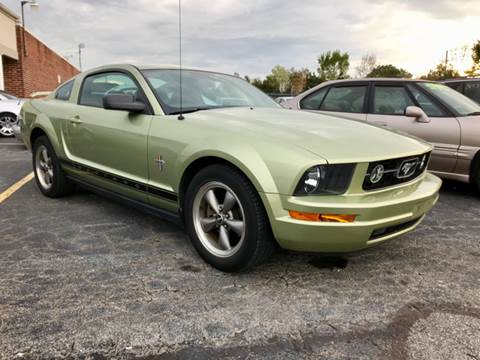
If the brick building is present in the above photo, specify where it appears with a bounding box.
[0,3,79,98]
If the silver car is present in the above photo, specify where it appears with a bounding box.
[285,79,480,190]
[0,90,23,137]
[274,96,293,107]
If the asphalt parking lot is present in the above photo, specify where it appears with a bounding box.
[1,138,480,359]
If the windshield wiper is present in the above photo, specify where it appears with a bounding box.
[466,111,480,116]
[169,107,216,115]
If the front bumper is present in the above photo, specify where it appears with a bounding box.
[263,173,441,252]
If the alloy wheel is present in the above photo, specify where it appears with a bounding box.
[35,145,54,190]
[0,115,17,136]
[192,181,246,257]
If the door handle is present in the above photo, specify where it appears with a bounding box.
[69,115,82,125]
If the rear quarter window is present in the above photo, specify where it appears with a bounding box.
[55,80,74,101]
[320,86,366,113]
[299,87,329,110]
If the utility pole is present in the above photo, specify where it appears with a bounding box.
[78,43,85,71]
[21,3,25,55]
[445,50,449,66]
[20,1,39,57]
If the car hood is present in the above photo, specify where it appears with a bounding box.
[1,99,23,113]
[187,107,431,163]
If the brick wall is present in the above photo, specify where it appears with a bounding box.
[3,26,79,98]
[2,55,23,95]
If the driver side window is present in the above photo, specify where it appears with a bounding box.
[79,72,139,108]
[406,84,446,117]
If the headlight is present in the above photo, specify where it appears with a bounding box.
[294,164,356,196]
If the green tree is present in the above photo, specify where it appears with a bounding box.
[367,64,412,78]
[306,71,322,89]
[289,68,309,95]
[473,40,480,64]
[317,50,350,81]
[271,65,291,93]
[250,78,270,93]
[466,40,480,76]
[263,74,280,93]
[421,63,460,80]
[249,75,278,94]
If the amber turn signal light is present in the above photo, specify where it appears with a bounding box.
[289,210,356,223]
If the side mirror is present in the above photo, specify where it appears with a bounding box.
[405,106,430,123]
[103,93,145,113]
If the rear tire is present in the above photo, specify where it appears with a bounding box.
[184,164,276,272]
[32,135,74,197]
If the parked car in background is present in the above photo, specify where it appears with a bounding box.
[0,90,24,137]
[20,64,440,271]
[443,78,480,104]
[286,79,480,191]
[274,96,293,107]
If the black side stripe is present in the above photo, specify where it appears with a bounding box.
[60,159,178,202]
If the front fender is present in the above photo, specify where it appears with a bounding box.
[176,140,278,194]
[175,136,325,195]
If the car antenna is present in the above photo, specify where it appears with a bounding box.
[177,0,185,120]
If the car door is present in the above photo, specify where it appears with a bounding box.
[62,70,153,201]
[366,82,460,173]
[298,82,368,121]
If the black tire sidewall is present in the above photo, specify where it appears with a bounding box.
[475,166,480,193]
[184,165,266,272]
[32,136,70,197]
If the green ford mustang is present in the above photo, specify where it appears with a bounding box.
[20,64,442,272]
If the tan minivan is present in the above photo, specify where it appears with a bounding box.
[286,79,480,191]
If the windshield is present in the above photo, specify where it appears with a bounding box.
[0,90,17,100]
[141,69,280,115]
[418,82,480,116]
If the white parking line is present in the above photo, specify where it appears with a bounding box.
[0,172,35,204]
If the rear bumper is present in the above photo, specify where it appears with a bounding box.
[263,173,441,252]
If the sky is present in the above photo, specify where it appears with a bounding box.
[2,0,480,78]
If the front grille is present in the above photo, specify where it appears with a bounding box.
[363,152,430,191]
[369,217,421,240]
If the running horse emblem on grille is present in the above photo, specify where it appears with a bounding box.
[397,159,418,179]
[155,154,166,171]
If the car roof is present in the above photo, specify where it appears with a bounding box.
[443,78,480,83]
[85,63,225,74]
[80,64,237,80]
[321,78,433,84]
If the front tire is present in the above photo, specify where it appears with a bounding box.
[184,164,276,272]
[473,162,480,193]
[33,136,74,197]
